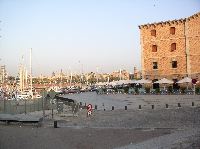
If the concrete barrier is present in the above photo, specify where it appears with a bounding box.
[0,114,42,126]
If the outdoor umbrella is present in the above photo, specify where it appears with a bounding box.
[154,78,173,90]
[123,80,136,84]
[134,79,152,91]
[108,81,117,86]
[109,80,136,86]
[109,80,125,86]
[134,79,152,84]
[96,82,107,86]
[177,77,192,90]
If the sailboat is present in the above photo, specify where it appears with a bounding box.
[16,49,42,100]
[29,49,42,99]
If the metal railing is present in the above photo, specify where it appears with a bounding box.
[0,98,51,114]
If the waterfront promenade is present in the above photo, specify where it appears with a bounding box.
[63,92,200,110]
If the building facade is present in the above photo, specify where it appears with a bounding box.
[139,12,200,81]
[110,69,130,80]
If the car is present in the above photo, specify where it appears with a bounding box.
[16,94,29,100]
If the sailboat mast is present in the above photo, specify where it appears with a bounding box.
[119,69,122,80]
[30,48,33,99]
[70,71,72,88]
[20,55,25,92]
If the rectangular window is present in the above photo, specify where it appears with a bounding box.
[151,29,156,37]
[170,27,175,35]
[171,43,176,52]
[153,62,158,69]
[152,45,157,52]
[172,61,177,68]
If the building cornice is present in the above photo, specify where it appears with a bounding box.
[138,12,200,29]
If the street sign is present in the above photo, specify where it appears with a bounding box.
[87,104,92,116]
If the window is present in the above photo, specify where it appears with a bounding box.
[152,45,157,52]
[171,43,176,52]
[172,61,177,68]
[151,29,156,37]
[170,27,175,35]
[153,62,158,69]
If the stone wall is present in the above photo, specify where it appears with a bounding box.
[187,13,200,78]
[139,12,200,80]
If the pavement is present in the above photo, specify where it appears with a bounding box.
[115,128,200,149]
[1,94,200,149]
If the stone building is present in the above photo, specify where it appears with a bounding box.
[139,12,200,82]
[110,69,130,80]
[133,66,142,79]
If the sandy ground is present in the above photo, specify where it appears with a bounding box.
[0,125,172,149]
[0,94,200,149]
[63,93,200,110]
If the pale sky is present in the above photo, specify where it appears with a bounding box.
[0,0,199,76]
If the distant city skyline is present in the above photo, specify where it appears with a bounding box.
[0,0,199,76]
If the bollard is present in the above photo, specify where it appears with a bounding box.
[139,105,141,109]
[166,104,169,109]
[178,103,181,108]
[152,105,154,109]
[3,98,6,113]
[125,106,127,110]
[54,121,58,128]
[112,106,114,110]
[34,100,36,111]
[25,99,27,114]
[52,109,54,119]
[192,102,194,107]
[95,105,97,110]
[38,100,40,111]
